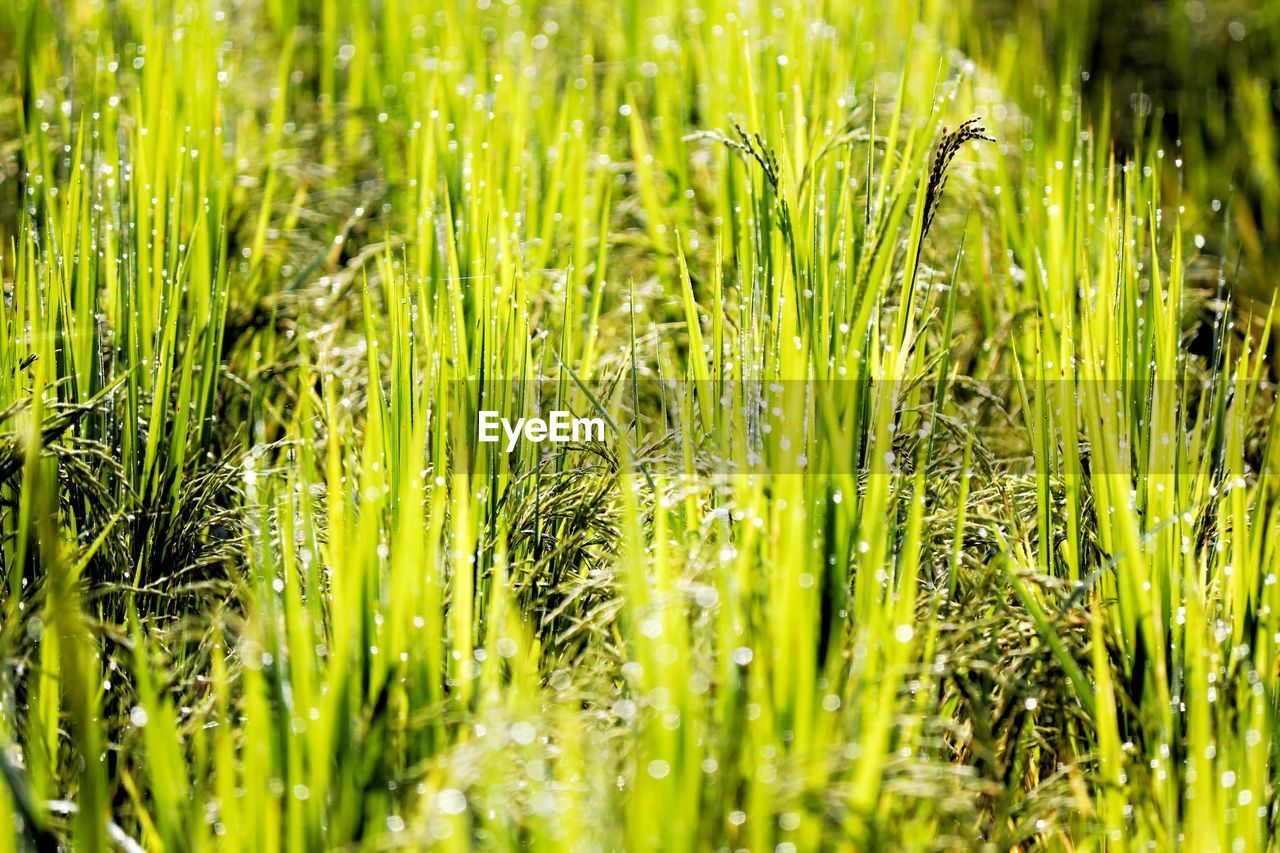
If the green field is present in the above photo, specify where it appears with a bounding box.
[2,0,1279,849]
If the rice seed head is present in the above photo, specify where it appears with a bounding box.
[924,117,995,238]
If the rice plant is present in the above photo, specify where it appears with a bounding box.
[1,0,1278,849]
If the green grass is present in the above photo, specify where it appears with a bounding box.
[1,0,1278,849]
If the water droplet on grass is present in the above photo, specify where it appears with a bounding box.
[436,788,467,815]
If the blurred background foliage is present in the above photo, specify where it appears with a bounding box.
[975,0,1280,313]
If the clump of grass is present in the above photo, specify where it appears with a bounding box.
[0,0,1277,850]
